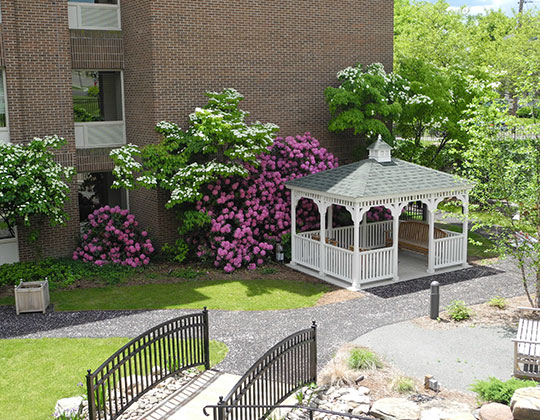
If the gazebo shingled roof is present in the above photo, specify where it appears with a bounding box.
[285,158,473,200]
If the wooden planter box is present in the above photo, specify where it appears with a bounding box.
[15,280,50,315]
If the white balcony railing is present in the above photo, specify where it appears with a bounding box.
[75,121,126,149]
[68,3,121,31]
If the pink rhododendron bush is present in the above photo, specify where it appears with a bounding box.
[191,133,339,272]
[74,206,154,267]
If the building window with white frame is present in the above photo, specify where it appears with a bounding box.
[72,70,125,149]
[0,70,10,145]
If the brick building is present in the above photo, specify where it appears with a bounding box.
[0,0,394,264]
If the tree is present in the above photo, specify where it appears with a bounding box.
[325,63,405,153]
[460,96,540,307]
[394,58,482,169]
[0,136,75,237]
[110,88,279,208]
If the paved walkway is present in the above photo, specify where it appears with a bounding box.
[354,321,516,392]
[0,259,524,375]
[140,370,241,420]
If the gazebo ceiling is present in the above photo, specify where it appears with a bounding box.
[286,157,474,200]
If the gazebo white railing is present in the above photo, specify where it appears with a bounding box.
[286,138,474,290]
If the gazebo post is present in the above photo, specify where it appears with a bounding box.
[462,193,469,267]
[390,204,401,282]
[352,206,361,290]
[290,191,297,266]
[328,204,334,240]
[427,202,436,274]
[361,212,367,248]
[318,200,328,276]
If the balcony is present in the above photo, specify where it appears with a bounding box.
[75,121,125,149]
[68,2,121,31]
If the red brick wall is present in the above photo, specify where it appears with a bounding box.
[2,0,79,260]
[123,0,393,159]
[121,0,394,247]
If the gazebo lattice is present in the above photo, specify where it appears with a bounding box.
[285,139,474,290]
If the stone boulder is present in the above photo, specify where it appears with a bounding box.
[479,402,513,420]
[371,397,421,420]
[54,396,84,419]
[510,387,540,420]
[420,400,473,420]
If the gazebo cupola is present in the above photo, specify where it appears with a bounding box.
[367,137,393,163]
[285,138,475,290]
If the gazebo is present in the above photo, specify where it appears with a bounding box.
[285,138,475,290]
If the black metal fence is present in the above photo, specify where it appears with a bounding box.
[209,323,317,420]
[86,309,210,420]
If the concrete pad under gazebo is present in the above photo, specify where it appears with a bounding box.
[285,138,475,290]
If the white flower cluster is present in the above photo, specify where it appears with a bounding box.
[0,136,74,227]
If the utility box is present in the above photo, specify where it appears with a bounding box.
[15,279,50,315]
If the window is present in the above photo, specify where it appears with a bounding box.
[0,219,15,241]
[0,70,9,145]
[73,71,123,123]
[78,172,128,222]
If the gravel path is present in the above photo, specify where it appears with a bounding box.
[0,259,524,375]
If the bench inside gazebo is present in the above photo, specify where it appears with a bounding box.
[285,138,474,290]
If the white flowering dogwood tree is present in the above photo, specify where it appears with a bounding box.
[110,88,279,208]
[0,136,75,237]
[325,62,407,152]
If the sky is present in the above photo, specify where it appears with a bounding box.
[427,0,538,15]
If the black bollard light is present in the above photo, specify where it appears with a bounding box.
[430,281,440,320]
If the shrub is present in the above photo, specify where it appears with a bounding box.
[348,348,383,370]
[488,296,507,309]
[516,106,540,119]
[471,377,538,405]
[74,206,154,267]
[0,258,137,289]
[392,376,416,394]
[447,300,472,321]
[192,133,339,272]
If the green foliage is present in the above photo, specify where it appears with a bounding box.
[110,89,279,207]
[0,136,75,236]
[446,300,472,321]
[73,106,100,123]
[488,296,507,309]
[348,348,383,370]
[87,85,99,97]
[392,376,415,394]
[393,57,478,169]
[259,267,277,275]
[517,106,540,119]
[281,232,291,262]
[162,210,211,263]
[0,258,138,289]
[459,94,540,306]
[471,377,538,405]
[325,63,405,150]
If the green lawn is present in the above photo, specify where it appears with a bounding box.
[0,338,228,420]
[0,278,331,311]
